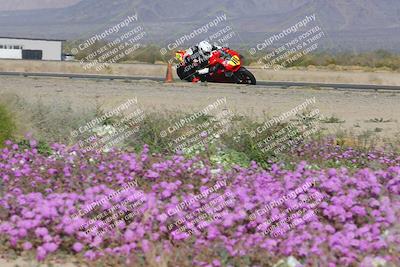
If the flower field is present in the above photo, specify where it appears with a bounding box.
[0,138,399,267]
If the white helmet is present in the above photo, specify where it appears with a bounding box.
[198,41,213,57]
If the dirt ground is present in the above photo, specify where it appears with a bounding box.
[0,76,400,266]
[0,257,80,267]
[1,60,400,86]
[0,75,399,139]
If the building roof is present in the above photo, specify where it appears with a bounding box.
[0,36,65,42]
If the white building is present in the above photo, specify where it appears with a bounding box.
[0,37,64,61]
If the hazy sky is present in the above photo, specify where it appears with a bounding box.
[0,0,81,11]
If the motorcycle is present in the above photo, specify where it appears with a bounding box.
[175,47,257,85]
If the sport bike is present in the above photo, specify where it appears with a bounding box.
[175,47,256,85]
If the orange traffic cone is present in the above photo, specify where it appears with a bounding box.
[165,63,174,83]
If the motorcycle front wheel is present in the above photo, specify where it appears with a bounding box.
[234,67,257,85]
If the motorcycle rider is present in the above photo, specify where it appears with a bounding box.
[184,40,222,82]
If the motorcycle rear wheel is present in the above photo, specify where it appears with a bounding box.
[234,67,257,85]
[177,65,195,82]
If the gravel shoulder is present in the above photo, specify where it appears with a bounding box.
[0,76,399,139]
